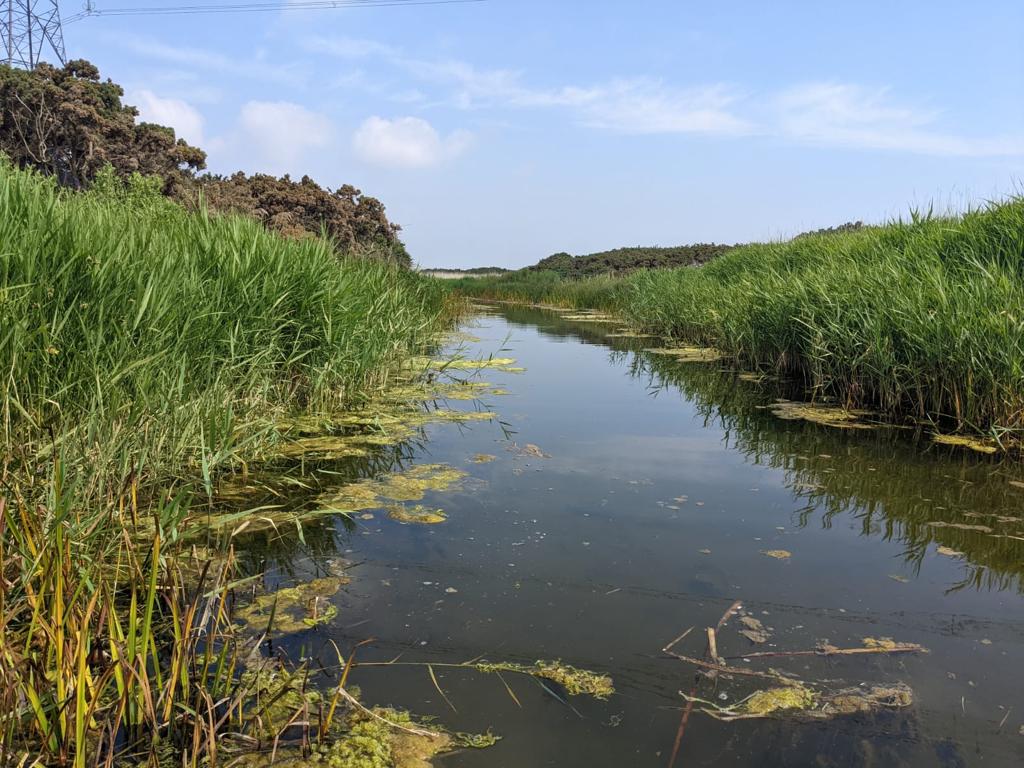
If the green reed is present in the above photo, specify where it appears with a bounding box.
[456,198,1024,435]
[0,161,457,765]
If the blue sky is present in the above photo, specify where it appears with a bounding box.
[71,0,1024,267]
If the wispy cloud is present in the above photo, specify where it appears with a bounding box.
[117,35,307,88]
[309,35,1024,156]
[774,83,1024,157]
[308,37,751,137]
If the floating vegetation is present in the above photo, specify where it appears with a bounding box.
[606,329,659,338]
[561,313,619,323]
[766,400,875,429]
[472,660,614,700]
[741,685,816,716]
[246,696,497,768]
[387,504,447,524]
[471,453,497,463]
[936,545,964,557]
[234,566,349,635]
[321,463,469,515]
[932,433,1000,454]
[645,346,723,362]
[667,602,918,728]
[761,549,792,560]
[927,521,993,533]
[426,356,518,370]
[686,683,913,722]
[736,371,778,383]
[277,406,496,460]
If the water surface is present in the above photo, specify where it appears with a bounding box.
[246,306,1024,767]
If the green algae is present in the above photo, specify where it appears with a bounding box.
[231,684,496,768]
[741,686,816,716]
[425,357,517,370]
[386,504,447,524]
[324,708,452,768]
[645,346,724,362]
[471,453,497,463]
[473,660,614,700]
[932,433,1000,454]
[767,400,875,429]
[233,566,349,635]
[689,683,912,722]
[320,463,469,515]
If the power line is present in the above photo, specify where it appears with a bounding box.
[64,0,483,24]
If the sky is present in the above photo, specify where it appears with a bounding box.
[69,0,1024,268]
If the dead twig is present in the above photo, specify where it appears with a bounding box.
[666,599,742,768]
[723,642,928,661]
[334,686,443,739]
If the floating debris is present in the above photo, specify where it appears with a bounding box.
[645,346,723,362]
[927,521,993,533]
[428,357,517,370]
[684,684,913,722]
[738,615,769,644]
[606,330,659,338]
[474,660,614,700]
[932,433,1000,454]
[766,400,875,429]
[741,685,815,716]
[761,549,792,560]
[471,453,497,463]
[561,313,618,323]
[936,545,964,557]
[508,442,550,459]
[737,371,777,383]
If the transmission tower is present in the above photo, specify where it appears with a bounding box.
[2,0,68,69]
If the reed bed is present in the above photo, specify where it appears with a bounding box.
[0,162,457,765]
[450,270,625,312]
[455,198,1024,435]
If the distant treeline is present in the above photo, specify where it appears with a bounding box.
[423,266,512,275]
[0,60,410,266]
[528,243,733,279]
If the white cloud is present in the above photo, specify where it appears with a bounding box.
[131,90,205,146]
[353,116,473,169]
[775,83,1024,157]
[233,101,333,175]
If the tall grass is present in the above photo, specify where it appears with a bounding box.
[0,162,456,765]
[456,198,1024,434]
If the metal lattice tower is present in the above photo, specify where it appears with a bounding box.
[2,0,67,69]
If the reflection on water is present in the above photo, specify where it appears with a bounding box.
[629,351,1024,596]
[229,304,1024,767]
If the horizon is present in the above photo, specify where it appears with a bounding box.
[74,0,1024,268]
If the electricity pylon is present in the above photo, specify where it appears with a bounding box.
[2,1,67,68]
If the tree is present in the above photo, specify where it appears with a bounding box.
[0,60,206,190]
[195,173,410,268]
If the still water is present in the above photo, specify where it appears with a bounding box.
[243,305,1024,767]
